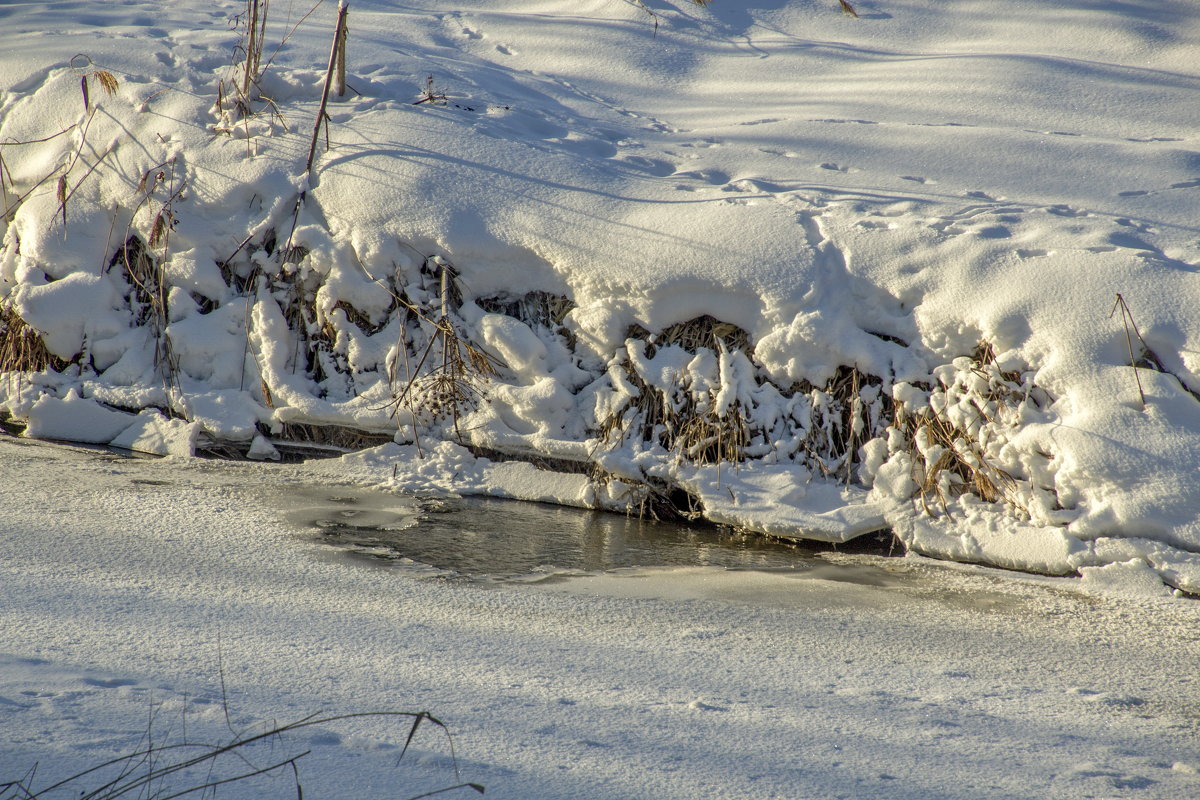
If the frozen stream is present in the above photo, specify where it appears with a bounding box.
[2,434,1200,800]
[280,483,898,579]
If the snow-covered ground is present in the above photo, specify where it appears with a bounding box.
[2,435,1200,800]
[2,1,1200,794]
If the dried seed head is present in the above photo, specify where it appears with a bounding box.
[149,213,166,247]
[94,70,119,96]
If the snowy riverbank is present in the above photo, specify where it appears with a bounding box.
[2,0,1199,586]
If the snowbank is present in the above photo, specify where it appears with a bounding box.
[2,0,1199,587]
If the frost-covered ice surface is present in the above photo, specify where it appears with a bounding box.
[2,2,1200,584]
[2,437,1200,800]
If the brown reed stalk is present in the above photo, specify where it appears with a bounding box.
[304,1,349,175]
[1110,293,1147,409]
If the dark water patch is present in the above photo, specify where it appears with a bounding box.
[276,485,894,581]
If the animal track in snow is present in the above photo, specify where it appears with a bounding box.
[809,118,878,125]
[618,156,675,176]
[81,677,138,689]
[673,168,729,185]
[1046,204,1088,218]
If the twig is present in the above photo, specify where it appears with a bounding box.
[1110,292,1147,408]
[49,143,116,233]
[1,124,77,146]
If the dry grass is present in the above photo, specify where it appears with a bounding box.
[0,708,482,800]
[476,291,576,348]
[656,314,751,355]
[274,421,394,450]
[0,302,68,373]
[595,317,889,483]
[895,341,1043,518]
[596,317,755,469]
[391,317,500,436]
[381,259,502,440]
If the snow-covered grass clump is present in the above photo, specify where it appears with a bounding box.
[2,0,1199,589]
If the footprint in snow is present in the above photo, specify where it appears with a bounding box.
[1068,687,1146,707]
[81,677,138,689]
[688,700,729,712]
[620,156,676,176]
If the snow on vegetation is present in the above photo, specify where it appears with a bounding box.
[2,0,1200,588]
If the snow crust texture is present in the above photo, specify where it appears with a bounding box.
[2,0,1200,586]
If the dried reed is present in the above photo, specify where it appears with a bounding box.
[0,303,68,373]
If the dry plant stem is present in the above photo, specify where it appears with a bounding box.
[1,124,77,147]
[50,143,116,232]
[260,0,327,75]
[304,1,348,175]
[7,109,98,218]
[1110,292,1147,408]
[242,0,262,99]
[335,14,347,98]
[12,710,473,800]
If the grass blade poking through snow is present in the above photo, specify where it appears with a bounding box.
[1111,293,1147,409]
[0,710,483,800]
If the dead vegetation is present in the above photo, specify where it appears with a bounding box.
[892,341,1053,518]
[0,705,481,800]
[385,258,501,440]
[0,303,69,374]
[596,316,888,484]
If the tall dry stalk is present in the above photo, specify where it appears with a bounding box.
[241,0,270,99]
[1110,293,1148,408]
[304,1,349,175]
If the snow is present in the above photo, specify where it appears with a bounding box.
[2,6,1197,567]
[2,435,1200,800]
[2,0,1200,787]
